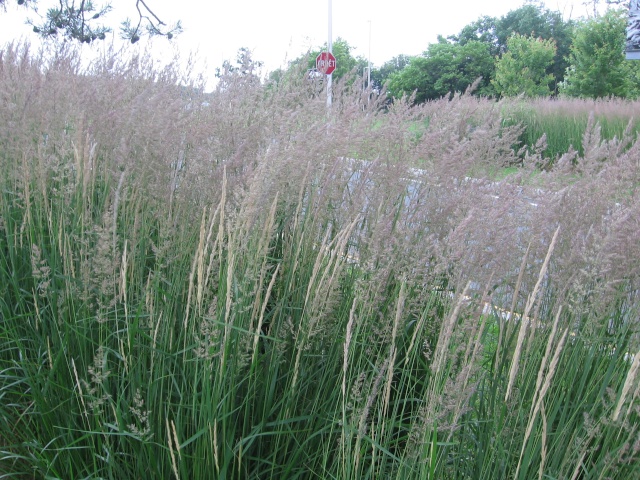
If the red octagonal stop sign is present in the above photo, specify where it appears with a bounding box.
[316,52,336,75]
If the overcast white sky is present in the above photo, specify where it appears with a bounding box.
[0,0,598,80]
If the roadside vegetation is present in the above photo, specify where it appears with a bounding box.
[501,96,640,162]
[383,6,640,102]
[1,42,639,479]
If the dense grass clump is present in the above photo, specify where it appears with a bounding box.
[502,97,640,162]
[1,42,639,479]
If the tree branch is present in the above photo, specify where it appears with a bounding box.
[5,0,181,43]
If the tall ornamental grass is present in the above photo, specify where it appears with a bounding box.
[1,42,639,479]
[502,96,640,163]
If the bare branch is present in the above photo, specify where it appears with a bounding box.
[3,0,181,43]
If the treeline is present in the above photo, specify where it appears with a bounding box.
[270,4,640,102]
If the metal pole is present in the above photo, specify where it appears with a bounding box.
[367,20,371,91]
[327,0,332,108]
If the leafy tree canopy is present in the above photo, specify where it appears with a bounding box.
[0,0,181,43]
[448,2,573,91]
[449,15,500,54]
[386,38,495,103]
[493,34,556,97]
[370,54,412,92]
[561,8,640,98]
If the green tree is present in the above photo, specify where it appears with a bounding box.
[449,15,500,54]
[493,34,556,97]
[0,0,181,43]
[370,54,412,92]
[386,38,494,103]
[496,3,572,90]
[449,3,573,92]
[561,9,639,98]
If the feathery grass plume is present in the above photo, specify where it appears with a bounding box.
[404,294,435,368]
[211,419,220,476]
[71,358,89,424]
[219,231,235,378]
[431,282,470,376]
[289,227,333,395]
[127,388,152,441]
[461,275,494,369]
[251,263,280,365]
[203,204,223,293]
[120,239,128,318]
[506,226,560,402]
[449,279,495,427]
[613,350,640,422]
[382,280,406,422]
[354,357,389,474]
[342,297,358,401]
[246,192,280,334]
[82,346,112,415]
[166,417,181,480]
[515,325,568,478]
[197,205,220,315]
[539,400,548,480]
[72,133,97,203]
[185,207,207,328]
[624,353,640,422]
[532,305,563,407]
[340,297,359,473]
[404,282,471,457]
[570,450,588,480]
[514,304,563,476]
[30,244,51,297]
[88,205,121,310]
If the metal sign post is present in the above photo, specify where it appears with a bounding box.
[327,0,333,108]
